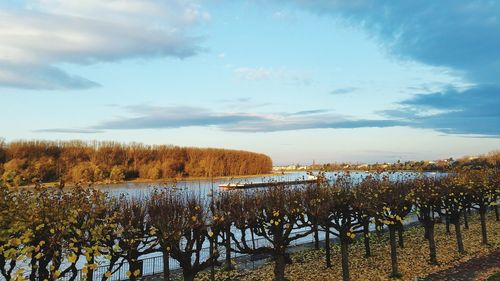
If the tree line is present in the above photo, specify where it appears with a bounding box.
[0,169,498,281]
[0,139,272,187]
[310,151,500,172]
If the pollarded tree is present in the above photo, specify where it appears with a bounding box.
[374,178,412,278]
[409,177,442,264]
[231,186,312,281]
[0,187,31,281]
[148,192,221,281]
[464,170,498,244]
[23,188,70,281]
[492,169,500,221]
[147,190,184,281]
[303,172,329,251]
[354,176,381,258]
[440,175,469,254]
[320,177,362,281]
[211,191,240,271]
[303,184,324,251]
[114,198,158,281]
[93,201,124,281]
[57,188,112,281]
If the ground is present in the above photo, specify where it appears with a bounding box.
[192,212,499,281]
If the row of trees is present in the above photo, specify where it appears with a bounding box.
[0,169,498,281]
[314,151,500,172]
[0,140,272,186]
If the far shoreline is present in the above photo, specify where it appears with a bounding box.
[13,172,286,189]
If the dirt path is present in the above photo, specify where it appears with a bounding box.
[424,249,500,281]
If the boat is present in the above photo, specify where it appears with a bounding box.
[218,176,318,189]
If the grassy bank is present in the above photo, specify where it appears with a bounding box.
[196,213,499,281]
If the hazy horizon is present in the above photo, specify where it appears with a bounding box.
[1,1,499,164]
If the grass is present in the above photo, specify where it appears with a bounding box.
[196,212,499,281]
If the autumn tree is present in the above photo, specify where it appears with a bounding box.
[320,177,362,281]
[231,186,311,281]
[409,177,442,264]
[374,178,412,278]
[439,175,470,254]
[56,188,114,281]
[464,170,498,244]
[0,187,31,281]
[148,191,221,281]
[114,198,157,281]
[355,176,381,258]
[211,191,240,270]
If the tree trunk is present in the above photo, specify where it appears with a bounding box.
[463,210,469,230]
[363,221,371,257]
[454,221,465,254]
[389,226,400,278]
[210,239,215,281]
[273,253,286,281]
[340,239,350,281]
[38,258,50,281]
[325,227,332,268]
[495,205,499,221]
[128,258,142,281]
[0,260,11,281]
[29,257,37,281]
[376,222,383,238]
[397,223,404,248]
[224,227,233,270]
[182,271,196,281]
[426,223,438,265]
[162,252,170,281]
[479,207,488,245]
[86,255,95,281]
[314,224,319,250]
[445,215,450,234]
[424,225,430,240]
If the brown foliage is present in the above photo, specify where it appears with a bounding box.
[0,140,272,186]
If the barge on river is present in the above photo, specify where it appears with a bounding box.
[219,176,318,189]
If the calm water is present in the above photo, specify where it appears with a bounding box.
[96,171,441,198]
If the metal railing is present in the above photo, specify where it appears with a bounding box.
[58,229,313,281]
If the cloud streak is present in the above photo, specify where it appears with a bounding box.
[381,86,500,136]
[38,105,405,133]
[330,87,357,95]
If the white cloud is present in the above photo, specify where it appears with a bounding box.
[0,0,209,90]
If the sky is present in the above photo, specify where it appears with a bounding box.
[1,0,499,165]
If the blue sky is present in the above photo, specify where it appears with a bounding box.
[1,0,499,164]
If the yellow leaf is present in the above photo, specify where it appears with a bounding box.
[134,269,141,277]
[68,254,77,263]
